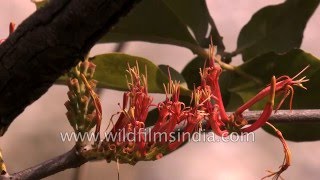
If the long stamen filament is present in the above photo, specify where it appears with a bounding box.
[292,65,310,80]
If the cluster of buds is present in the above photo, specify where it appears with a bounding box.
[67,46,308,179]
[65,59,100,141]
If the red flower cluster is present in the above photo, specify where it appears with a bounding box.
[100,46,308,178]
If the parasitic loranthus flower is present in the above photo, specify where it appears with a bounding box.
[73,46,307,179]
[195,44,308,179]
[102,64,155,164]
[102,64,203,163]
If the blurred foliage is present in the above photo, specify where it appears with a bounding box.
[99,0,217,52]
[181,56,205,90]
[158,64,188,89]
[237,0,319,61]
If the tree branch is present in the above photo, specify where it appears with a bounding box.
[6,147,87,180]
[244,109,320,124]
[0,0,141,135]
[1,109,319,179]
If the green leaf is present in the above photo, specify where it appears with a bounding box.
[237,0,319,61]
[158,65,188,89]
[31,0,49,9]
[99,0,214,52]
[56,53,191,95]
[219,71,238,111]
[227,49,320,141]
[181,56,205,89]
[225,92,244,112]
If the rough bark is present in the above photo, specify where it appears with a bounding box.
[0,0,141,135]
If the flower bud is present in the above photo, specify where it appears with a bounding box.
[80,60,89,75]
[64,101,73,111]
[87,62,96,79]
[67,78,80,94]
[67,91,77,102]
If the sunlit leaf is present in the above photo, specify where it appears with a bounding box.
[56,53,191,95]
